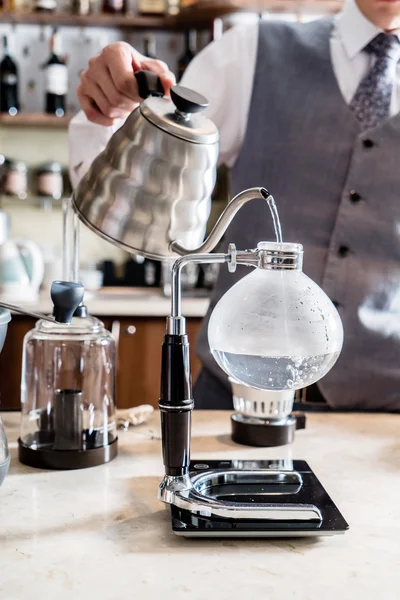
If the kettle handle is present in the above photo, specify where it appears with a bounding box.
[14,239,45,294]
[135,70,165,99]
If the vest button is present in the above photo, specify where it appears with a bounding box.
[338,245,350,258]
[362,138,374,149]
[349,190,362,203]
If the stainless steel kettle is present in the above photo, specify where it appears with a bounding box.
[72,71,219,261]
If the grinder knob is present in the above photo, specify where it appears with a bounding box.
[50,281,85,324]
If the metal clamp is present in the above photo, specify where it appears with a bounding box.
[227,243,237,273]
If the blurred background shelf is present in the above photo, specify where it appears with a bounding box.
[0,0,343,30]
[0,190,68,215]
[0,11,177,29]
[179,0,343,21]
[0,112,71,127]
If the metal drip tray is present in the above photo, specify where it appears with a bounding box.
[169,460,349,538]
[193,470,302,502]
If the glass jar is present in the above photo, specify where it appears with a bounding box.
[0,154,6,189]
[36,161,63,200]
[19,314,117,469]
[2,159,28,199]
[137,0,164,14]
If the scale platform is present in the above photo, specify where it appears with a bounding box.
[170,459,348,538]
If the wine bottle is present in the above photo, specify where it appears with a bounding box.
[0,36,19,116]
[177,29,196,82]
[44,29,68,117]
[143,34,156,58]
[102,0,124,14]
[72,0,91,15]
[211,18,224,43]
[166,0,179,15]
[34,0,57,11]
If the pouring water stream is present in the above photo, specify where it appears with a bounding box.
[267,195,283,244]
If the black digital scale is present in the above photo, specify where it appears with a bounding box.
[169,460,349,538]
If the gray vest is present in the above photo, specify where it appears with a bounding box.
[196,18,400,411]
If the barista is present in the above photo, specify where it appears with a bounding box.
[69,0,400,413]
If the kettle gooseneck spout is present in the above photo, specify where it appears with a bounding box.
[169,188,273,256]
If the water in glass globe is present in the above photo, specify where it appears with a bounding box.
[208,242,344,391]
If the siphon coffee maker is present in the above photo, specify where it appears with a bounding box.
[156,188,348,537]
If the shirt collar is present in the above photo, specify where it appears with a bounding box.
[336,0,400,60]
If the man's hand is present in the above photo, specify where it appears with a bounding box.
[77,42,176,126]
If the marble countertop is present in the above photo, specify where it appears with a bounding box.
[16,288,210,318]
[0,410,399,600]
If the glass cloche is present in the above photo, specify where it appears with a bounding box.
[0,416,10,487]
[19,313,117,469]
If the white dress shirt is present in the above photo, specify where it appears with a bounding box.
[69,0,400,185]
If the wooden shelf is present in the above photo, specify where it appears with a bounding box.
[0,1,343,29]
[0,11,178,29]
[0,113,71,127]
[179,0,342,21]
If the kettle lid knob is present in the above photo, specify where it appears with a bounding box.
[170,86,209,115]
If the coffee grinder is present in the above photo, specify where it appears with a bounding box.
[0,198,118,470]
